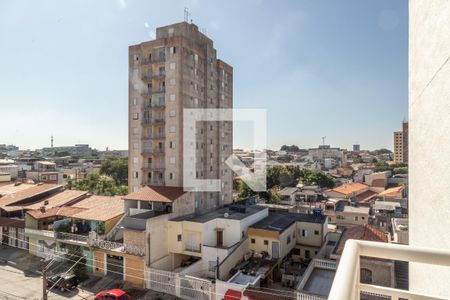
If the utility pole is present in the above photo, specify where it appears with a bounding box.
[216,257,219,280]
[42,265,48,300]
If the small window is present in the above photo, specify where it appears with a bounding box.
[132,98,137,105]
[314,230,319,235]
[170,62,176,70]
[177,234,182,242]
[170,94,176,101]
[170,157,176,164]
[169,126,176,133]
[354,216,359,221]
[169,141,176,149]
[302,229,308,237]
[132,143,138,149]
[251,238,255,244]
[170,78,176,86]
[287,236,291,244]
[169,110,176,117]
[170,173,176,180]
[133,112,139,120]
[133,157,139,164]
[264,240,268,245]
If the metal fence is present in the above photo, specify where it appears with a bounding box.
[146,268,214,300]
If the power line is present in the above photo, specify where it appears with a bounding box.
[0,232,307,299]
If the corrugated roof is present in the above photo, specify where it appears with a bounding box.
[0,183,36,197]
[0,184,62,207]
[123,186,186,203]
[25,190,87,210]
[27,206,85,219]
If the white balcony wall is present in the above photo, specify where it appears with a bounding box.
[410,0,450,298]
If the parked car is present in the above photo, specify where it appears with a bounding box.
[95,289,131,300]
[47,273,79,292]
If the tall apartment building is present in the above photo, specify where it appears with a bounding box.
[128,22,233,213]
[393,121,408,164]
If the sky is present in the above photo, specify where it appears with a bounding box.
[0,0,408,151]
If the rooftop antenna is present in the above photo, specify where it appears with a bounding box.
[51,135,54,148]
[322,136,326,146]
[184,7,190,22]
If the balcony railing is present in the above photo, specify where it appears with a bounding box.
[25,228,55,238]
[142,72,165,82]
[150,165,165,171]
[141,148,165,156]
[56,232,88,243]
[328,240,450,300]
[142,118,165,126]
[152,87,166,94]
[149,179,165,186]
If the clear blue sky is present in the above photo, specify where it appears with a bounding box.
[0,0,408,151]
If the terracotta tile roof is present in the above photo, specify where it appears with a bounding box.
[70,195,124,221]
[334,224,388,255]
[25,190,88,210]
[0,184,62,207]
[123,186,186,203]
[327,183,368,197]
[371,178,387,188]
[378,186,405,199]
[26,206,86,219]
[354,190,378,203]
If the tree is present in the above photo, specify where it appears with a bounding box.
[66,246,88,281]
[373,162,390,172]
[393,167,408,174]
[280,145,300,152]
[100,158,128,185]
[68,173,128,196]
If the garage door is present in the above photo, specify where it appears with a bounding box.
[106,254,123,278]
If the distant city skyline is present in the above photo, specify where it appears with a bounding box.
[0,0,407,151]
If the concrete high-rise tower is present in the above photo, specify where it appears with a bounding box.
[128,22,233,213]
[393,121,408,164]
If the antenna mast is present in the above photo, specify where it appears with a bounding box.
[322,136,326,146]
[184,7,190,22]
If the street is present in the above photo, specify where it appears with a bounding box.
[0,264,94,300]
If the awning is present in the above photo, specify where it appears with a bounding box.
[224,289,241,300]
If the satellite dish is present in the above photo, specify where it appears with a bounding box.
[224,213,229,218]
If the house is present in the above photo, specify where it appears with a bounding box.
[248,211,328,261]
[25,194,128,282]
[335,203,370,230]
[391,218,408,245]
[364,171,390,192]
[168,205,268,277]
[0,172,11,185]
[102,186,196,287]
[331,224,394,288]
[377,186,408,213]
[277,187,298,205]
[325,182,369,199]
[373,201,403,231]
[0,183,63,247]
